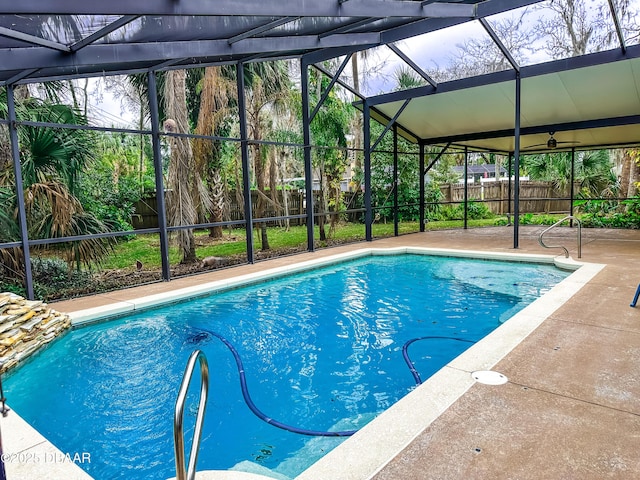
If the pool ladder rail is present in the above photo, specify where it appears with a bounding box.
[537,215,582,258]
[174,350,209,480]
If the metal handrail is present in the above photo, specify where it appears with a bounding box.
[0,375,9,418]
[1,373,10,480]
[538,215,582,258]
[174,350,209,480]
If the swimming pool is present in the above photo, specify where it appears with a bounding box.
[3,250,572,479]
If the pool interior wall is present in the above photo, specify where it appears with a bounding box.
[1,247,604,480]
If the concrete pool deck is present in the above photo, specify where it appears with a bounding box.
[2,226,639,479]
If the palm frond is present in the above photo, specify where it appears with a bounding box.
[18,98,94,195]
[24,181,79,237]
[0,186,19,243]
[23,181,114,268]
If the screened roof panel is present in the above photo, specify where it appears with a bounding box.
[0,14,124,45]
[99,16,283,44]
[0,36,36,49]
[0,0,638,154]
[266,17,358,37]
[0,0,485,17]
[335,16,424,34]
[263,16,434,38]
[623,18,640,47]
[0,1,542,82]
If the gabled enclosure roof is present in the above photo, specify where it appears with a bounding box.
[368,45,640,154]
[0,0,637,153]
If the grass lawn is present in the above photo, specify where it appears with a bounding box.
[102,218,504,270]
[4,214,572,300]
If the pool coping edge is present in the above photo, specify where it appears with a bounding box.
[1,247,602,480]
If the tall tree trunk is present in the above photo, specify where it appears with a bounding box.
[193,67,226,239]
[318,191,327,241]
[329,162,344,234]
[260,222,269,250]
[318,165,327,241]
[208,166,225,238]
[628,153,639,197]
[82,78,89,118]
[620,150,632,198]
[279,150,290,231]
[0,125,11,174]
[164,69,198,264]
[251,141,270,251]
[269,147,281,226]
[351,54,364,190]
[67,80,79,110]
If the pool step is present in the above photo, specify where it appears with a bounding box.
[230,460,291,480]
[167,471,280,480]
[166,460,291,480]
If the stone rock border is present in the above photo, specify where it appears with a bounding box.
[0,292,71,374]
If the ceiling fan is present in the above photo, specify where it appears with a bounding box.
[525,131,580,150]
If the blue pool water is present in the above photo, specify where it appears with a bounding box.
[4,254,569,479]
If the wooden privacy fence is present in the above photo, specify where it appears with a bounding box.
[132,181,577,229]
[132,190,308,229]
[439,180,580,215]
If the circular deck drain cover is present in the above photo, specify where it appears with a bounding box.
[471,370,508,385]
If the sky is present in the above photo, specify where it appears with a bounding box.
[88,78,138,127]
[352,0,637,96]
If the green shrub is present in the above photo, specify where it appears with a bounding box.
[0,281,26,297]
[79,171,142,234]
[465,201,494,220]
[574,197,640,229]
[31,257,95,299]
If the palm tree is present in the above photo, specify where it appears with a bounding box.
[394,65,428,90]
[308,67,352,240]
[617,149,639,199]
[163,69,211,264]
[105,73,153,192]
[192,66,235,239]
[522,150,615,197]
[0,94,113,280]
[242,61,292,251]
[577,150,617,197]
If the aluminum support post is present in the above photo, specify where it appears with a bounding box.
[301,60,315,251]
[236,63,255,263]
[393,123,399,237]
[463,146,468,229]
[147,72,171,280]
[513,73,522,248]
[7,85,34,298]
[364,100,372,241]
[419,143,425,232]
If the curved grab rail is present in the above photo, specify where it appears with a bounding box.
[538,215,582,258]
[0,375,9,417]
[174,350,209,480]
